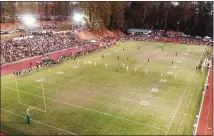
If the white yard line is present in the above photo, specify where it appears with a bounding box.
[4,44,204,134]
[191,46,209,135]
[47,97,165,130]
[176,95,191,134]
[1,86,165,131]
[41,73,180,104]
[53,90,172,120]
[49,75,181,97]
[2,85,172,120]
[43,82,172,111]
[1,108,77,135]
[19,75,175,111]
[166,46,206,135]
[69,81,180,101]
[164,81,191,135]
[176,74,198,134]
[48,81,177,103]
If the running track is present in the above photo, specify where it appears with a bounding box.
[1,47,78,76]
[1,40,116,76]
[196,67,213,135]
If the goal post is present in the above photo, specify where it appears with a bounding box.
[14,77,47,124]
[15,77,21,103]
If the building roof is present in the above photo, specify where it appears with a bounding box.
[127,29,152,33]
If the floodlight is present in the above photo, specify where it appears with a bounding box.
[73,13,83,22]
[21,15,36,27]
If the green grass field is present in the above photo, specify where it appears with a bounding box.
[1,41,212,135]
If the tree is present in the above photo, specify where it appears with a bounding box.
[1,2,17,23]
[0,1,213,37]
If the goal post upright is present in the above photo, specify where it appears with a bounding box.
[14,77,21,103]
[14,77,47,124]
[40,81,47,112]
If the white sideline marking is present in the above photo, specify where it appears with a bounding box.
[177,71,201,134]
[52,82,177,103]
[47,98,165,130]
[177,91,194,134]
[45,82,172,110]
[32,74,180,98]
[57,91,171,120]
[177,117,185,134]
[1,108,77,135]
[165,82,190,135]
[2,86,165,130]
[194,47,210,135]
[177,61,182,63]
[72,66,79,68]
[71,80,180,96]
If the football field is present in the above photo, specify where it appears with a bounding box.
[1,41,212,135]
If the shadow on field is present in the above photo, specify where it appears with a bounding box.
[1,124,26,135]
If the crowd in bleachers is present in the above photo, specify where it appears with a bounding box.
[1,31,118,64]
[121,33,213,46]
[1,29,212,65]
[179,37,212,46]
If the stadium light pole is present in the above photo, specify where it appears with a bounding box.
[21,14,36,35]
[177,21,180,32]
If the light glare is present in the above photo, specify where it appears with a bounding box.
[73,13,83,22]
[21,15,36,27]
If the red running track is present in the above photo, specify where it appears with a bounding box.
[196,67,213,135]
[0,133,6,136]
[1,47,78,76]
[1,39,117,76]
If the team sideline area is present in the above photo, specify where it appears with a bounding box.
[1,40,212,135]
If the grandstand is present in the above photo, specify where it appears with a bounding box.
[1,1,213,136]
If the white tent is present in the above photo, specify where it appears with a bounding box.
[91,40,97,43]
[204,36,211,39]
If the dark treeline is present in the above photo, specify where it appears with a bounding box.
[1,1,213,37]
